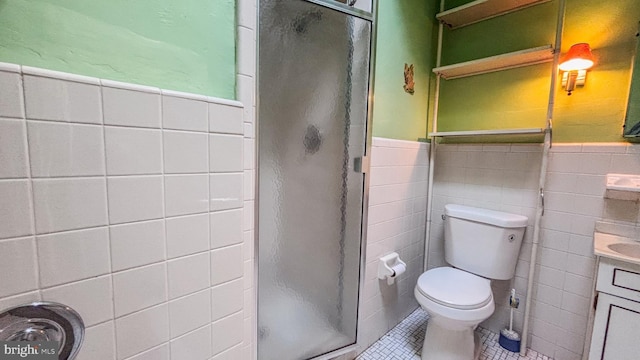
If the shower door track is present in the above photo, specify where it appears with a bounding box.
[303,0,374,21]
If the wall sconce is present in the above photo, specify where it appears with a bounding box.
[559,43,595,95]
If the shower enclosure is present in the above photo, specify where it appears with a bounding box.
[257,0,374,359]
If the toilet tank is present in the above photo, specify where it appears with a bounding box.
[444,204,528,280]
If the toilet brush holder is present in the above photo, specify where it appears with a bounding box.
[498,331,521,353]
[499,289,521,352]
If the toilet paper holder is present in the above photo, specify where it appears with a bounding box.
[377,252,407,285]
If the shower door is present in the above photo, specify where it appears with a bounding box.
[258,0,372,359]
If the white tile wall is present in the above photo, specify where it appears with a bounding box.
[352,137,429,354]
[428,142,640,360]
[0,63,249,360]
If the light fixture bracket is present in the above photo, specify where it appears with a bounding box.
[561,70,587,88]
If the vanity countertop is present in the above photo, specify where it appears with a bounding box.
[594,231,640,266]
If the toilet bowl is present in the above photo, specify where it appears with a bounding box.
[415,267,494,360]
[415,204,528,360]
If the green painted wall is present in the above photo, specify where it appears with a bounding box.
[372,0,438,141]
[0,0,236,99]
[436,0,640,142]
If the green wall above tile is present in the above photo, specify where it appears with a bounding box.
[372,0,438,141]
[435,0,640,143]
[0,0,236,99]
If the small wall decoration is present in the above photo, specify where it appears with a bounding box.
[403,63,415,95]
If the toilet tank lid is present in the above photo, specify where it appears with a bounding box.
[445,204,528,228]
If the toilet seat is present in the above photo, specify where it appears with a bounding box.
[416,267,492,310]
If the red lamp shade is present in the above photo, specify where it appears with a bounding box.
[559,43,595,71]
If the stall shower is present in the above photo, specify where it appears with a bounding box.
[257,0,373,359]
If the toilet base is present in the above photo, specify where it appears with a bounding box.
[421,322,481,360]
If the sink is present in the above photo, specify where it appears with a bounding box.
[607,243,640,259]
[594,232,640,265]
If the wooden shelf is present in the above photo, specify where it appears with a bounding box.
[437,0,551,29]
[432,45,554,80]
[429,128,545,137]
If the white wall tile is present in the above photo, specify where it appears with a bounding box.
[27,121,105,177]
[125,344,169,360]
[162,95,208,132]
[243,170,254,201]
[0,237,37,297]
[237,0,256,30]
[104,127,162,175]
[115,304,170,360]
[0,180,33,238]
[243,259,253,291]
[169,289,211,338]
[210,209,243,250]
[37,227,110,287]
[209,103,243,134]
[236,75,254,123]
[23,75,102,124]
[33,178,107,233]
[171,325,212,360]
[211,279,243,321]
[163,131,208,174]
[211,312,243,356]
[107,176,163,224]
[164,174,209,217]
[210,134,243,172]
[0,291,40,312]
[243,139,254,170]
[41,275,113,326]
[0,71,25,118]
[237,27,256,78]
[168,252,210,299]
[210,344,243,360]
[75,321,115,360]
[210,173,244,211]
[0,118,28,178]
[243,201,253,232]
[113,262,167,317]
[166,214,209,259]
[210,245,243,286]
[110,220,165,271]
[103,87,161,128]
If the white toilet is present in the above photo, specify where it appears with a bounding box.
[415,204,528,360]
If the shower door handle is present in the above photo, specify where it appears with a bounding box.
[353,156,369,173]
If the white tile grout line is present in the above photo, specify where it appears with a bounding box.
[356,308,552,360]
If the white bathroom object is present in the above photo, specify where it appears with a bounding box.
[415,204,527,360]
[605,173,640,200]
[377,252,407,285]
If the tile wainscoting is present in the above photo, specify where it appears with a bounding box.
[0,62,252,360]
[345,137,429,358]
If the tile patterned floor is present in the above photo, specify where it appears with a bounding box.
[356,309,552,360]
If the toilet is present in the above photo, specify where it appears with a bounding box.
[415,204,528,360]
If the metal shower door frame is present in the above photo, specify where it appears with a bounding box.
[253,0,378,359]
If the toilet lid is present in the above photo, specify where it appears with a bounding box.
[417,267,492,310]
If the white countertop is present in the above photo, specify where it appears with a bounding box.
[594,232,640,266]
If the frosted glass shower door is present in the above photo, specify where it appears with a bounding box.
[258,0,372,359]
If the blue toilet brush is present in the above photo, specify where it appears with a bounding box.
[499,289,521,352]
